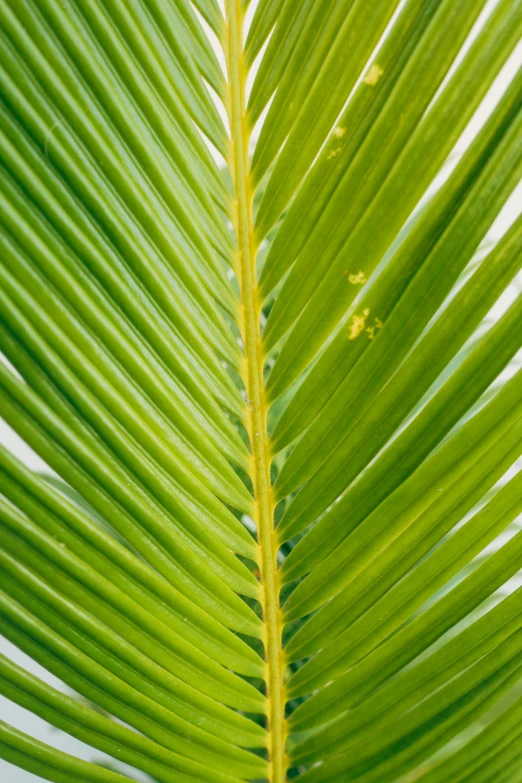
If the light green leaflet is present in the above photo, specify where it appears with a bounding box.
[0,1,521,782]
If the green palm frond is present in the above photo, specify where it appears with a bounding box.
[0,1,521,782]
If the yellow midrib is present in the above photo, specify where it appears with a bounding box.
[224,2,287,781]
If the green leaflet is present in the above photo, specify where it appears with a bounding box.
[191,0,223,37]
[0,605,267,769]
[271,206,522,457]
[0,0,231,267]
[0,653,249,783]
[0,589,265,749]
[0,331,258,583]
[290,585,522,748]
[252,0,400,214]
[0,259,251,512]
[273,113,522,498]
[258,0,445,296]
[0,446,264,677]
[277,263,522,544]
[138,0,226,97]
[0,500,263,712]
[265,0,522,397]
[0,365,262,634]
[1,1,521,782]
[294,627,522,766]
[0,179,247,473]
[0,105,242,416]
[290,479,522,731]
[0,720,132,783]
[296,646,522,781]
[245,0,286,65]
[416,695,522,782]
[278,217,522,583]
[0,114,245,422]
[284,369,522,661]
[284,403,522,630]
[288,463,522,685]
[247,0,311,124]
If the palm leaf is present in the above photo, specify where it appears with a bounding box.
[0,1,521,782]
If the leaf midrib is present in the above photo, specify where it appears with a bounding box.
[224,2,287,781]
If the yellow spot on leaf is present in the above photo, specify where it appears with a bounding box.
[348,271,366,285]
[364,64,384,86]
[367,317,384,340]
[327,148,342,160]
[334,126,347,138]
[348,308,370,340]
